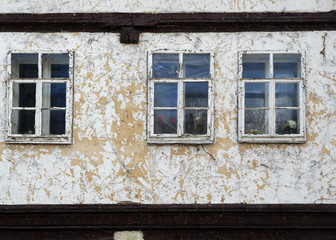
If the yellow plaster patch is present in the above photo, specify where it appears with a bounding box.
[86,171,97,182]
[308,92,323,105]
[173,191,185,201]
[44,189,50,197]
[86,71,93,80]
[171,146,191,157]
[319,146,331,157]
[104,52,112,72]
[307,132,318,142]
[218,165,240,180]
[65,135,108,159]
[207,194,212,202]
[130,165,145,179]
[252,160,258,170]
[237,143,256,153]
[177,178,184,186]
[329,138,336,147]
[215,137,236,151]
[257,171,269,191]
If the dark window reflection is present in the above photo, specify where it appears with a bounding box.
[42,110,66,135]
[275,83,299,107]
[154,83,177,107]
[13,83,36,107]
[50,83,66,107]
[243,63,265,78]
[51,64,69,78]
[245,83,269,108]
[154,110,177,134]
[244,109,268,134]
[153,54,179,78]
[19,64,38,78]
[42,83,66,108]
[12,110,35,134]
[183,54,210,78]
[42,54,69,78]
[274,63,298,78]
[184,109,207,135]
[273,54,300,78]
[11,54,38,79]
[50,110,66,134]
[184,82,208,107]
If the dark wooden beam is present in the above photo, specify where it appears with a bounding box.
[0,204,335,239]
[0,12,336,43]
[120,27,139,43]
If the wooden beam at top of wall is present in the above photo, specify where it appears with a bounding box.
[0,12,336,43]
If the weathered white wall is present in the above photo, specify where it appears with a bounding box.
[0,0,335,13]
[0,31,335,204]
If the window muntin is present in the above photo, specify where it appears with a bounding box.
[148,51,214,144]
[6,51,73,144]
[238,52,305,143]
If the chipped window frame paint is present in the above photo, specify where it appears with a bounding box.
[147,50,215,144]
[238,50,306,143]
[5,50,74,144]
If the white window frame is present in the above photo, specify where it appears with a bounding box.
[6,50,74,144]
[238,51,306,143]
[147,50,215,144]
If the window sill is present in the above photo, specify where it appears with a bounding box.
[147,136,214,144]
[238,135,306,144]
[5,136,72,144]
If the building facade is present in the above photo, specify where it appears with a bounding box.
[0,0,336,239]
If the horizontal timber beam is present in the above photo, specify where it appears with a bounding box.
[0,204,336,239]
[0,12,336,43]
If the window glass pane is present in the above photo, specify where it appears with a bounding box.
[184,109,207,135]
[245,83,269,108]
[274,54,301,78]
[152,54,179,78]
[244,109,269,134]
[275,83,299,107]
[183,54,210,78]
[154,110,177,134]
[11,54,38,78]
[276,109,299,135]
[154,83,177,107]
[184,82,208,107]
[42,83,66,108]
[242,54,269,78]
[42,110,66,135]
[42,54,69,78]
[11,110,35,134]
[12,83,36,107]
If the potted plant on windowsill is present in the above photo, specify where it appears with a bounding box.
[278,119,297,134]
[249,129,261,135]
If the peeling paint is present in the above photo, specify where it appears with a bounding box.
[0,31,336,204]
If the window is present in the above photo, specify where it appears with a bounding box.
[147,51,214,144]
[238,51,306,143]
[6,51,73,144]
